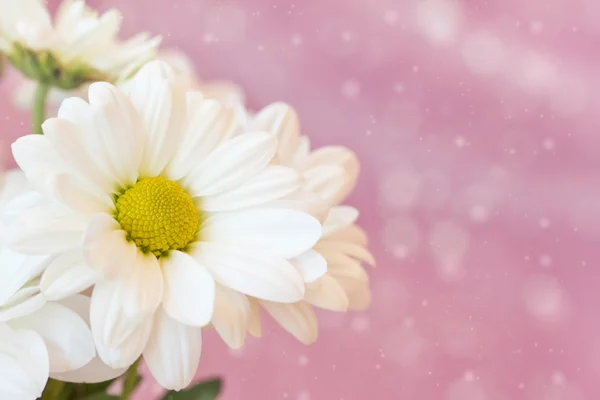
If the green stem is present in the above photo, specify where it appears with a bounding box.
[120,359,140,400]
[41,379,66,400]
[33,82,49,134]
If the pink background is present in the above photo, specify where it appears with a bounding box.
[2,0,600,399]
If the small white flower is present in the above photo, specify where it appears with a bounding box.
[0,0,160,89]
[240,103,374,344]
[7,60,322,390]
[250,103,360,206]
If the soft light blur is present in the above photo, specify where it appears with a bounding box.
[1,0,599,399]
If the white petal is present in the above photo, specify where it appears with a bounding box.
[48,173,113,214]
[0,248,49,305]
[290,250,327,283]
[88,99,144,187]
[0,169,32,210]
[314,240,375,266]
[305,275,349,312]
[261,301,318,345]
[212,285,250,349]
[41,117,114,193]
[0,292,46,322]
[121,252,164,318]
[247,299,262,338]
[324,258,369,294]
[322,206,359,237]
[192,242,305,303]
[9,302,95,373]
[84,213,137,280]
[90,281,146,348]
[347,285,371,311]
[291,135,310,166]
[127,62,187,177]
[199,81,245,108]
[1,192,43,230]
[0,284,41,321]
[161,251,215,327]
[261,189,330,223]
[40,250,99,301]
[302,165,346,204]
[186,132,276,197]
[302,146,359,205]
[95,315,153,369]
[50,295,127,383]
[202,208,321,259]
[201,165,301,212]
[143,308,202,391]
[0,325,48,399]
[8,199,88,255]
[60,10,121,61]
[329,223,368,246]
[166,94,239,180]
[11,134,68,196]
[250,103,300,165]
[56,97,123,186]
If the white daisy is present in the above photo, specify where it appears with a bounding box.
[8,60,322,390]
[239,103,374,344]
[0,0,160,89]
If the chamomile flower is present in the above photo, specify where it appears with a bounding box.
[0,0,160,90]
[8,60,322,390]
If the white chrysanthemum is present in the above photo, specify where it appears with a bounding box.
[237,103,373,344]
[0,0,160,89]
[7,60,322,390]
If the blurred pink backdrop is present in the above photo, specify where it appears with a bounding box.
[2,0,600,399]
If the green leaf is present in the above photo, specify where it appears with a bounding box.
[161,378,222,400]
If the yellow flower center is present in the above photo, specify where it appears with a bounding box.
[114,177,200,257]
